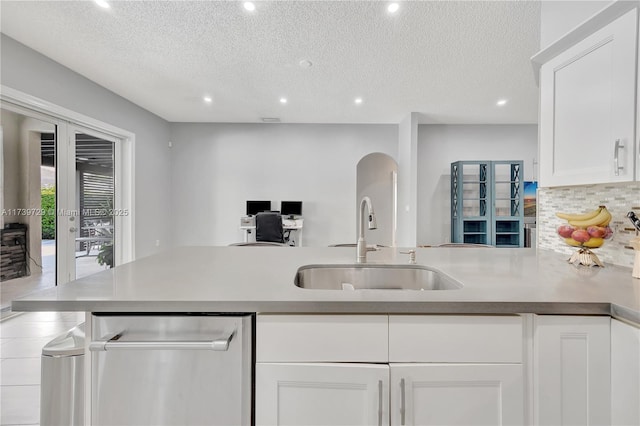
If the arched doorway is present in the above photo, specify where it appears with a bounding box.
[356,153,398,247]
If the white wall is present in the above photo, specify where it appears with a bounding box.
[417,124,538,245]
[1,109,21,225]
[397,113,419,247]
[170,123,397,247]
[1,35,172,259]
[540,1,613,48]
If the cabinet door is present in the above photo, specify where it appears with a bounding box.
[256,363,389,426]
[611,319,640,426]
[539,9,637,187]
[390,364,524,426]
[534,315,610,426]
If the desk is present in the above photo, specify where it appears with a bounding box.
[240,216,304,246]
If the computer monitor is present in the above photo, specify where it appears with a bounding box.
[246,200,271,216]
[281,201,302,217]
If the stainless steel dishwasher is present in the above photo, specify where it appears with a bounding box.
[90,314,253,425]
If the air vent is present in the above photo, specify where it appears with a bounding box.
[261,117,281,123]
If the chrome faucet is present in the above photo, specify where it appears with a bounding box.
[357,196,377,263]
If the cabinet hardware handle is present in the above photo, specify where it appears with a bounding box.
[614,139,624,176]
[400,378,406,425]
[378,380,383,426]
[89,331,235,351]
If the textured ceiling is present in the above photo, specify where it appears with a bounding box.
[0,1,541,124]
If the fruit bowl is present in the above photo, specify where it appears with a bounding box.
[555,205,613,267]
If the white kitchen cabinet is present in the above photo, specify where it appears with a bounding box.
[538,8,638,187]
[256,362,524,426]
[611,319,640,426]
[256,314,526,426]
[534,315,611,426]
[390,364,524,426]
[255,363,389,426]
[388,315,525,426]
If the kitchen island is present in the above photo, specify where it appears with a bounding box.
[12,246,640,426]
[12,246,640,322]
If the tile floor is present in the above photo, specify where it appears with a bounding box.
[1,311,84,426]
[0,240,105,426]
[1,242,107,425]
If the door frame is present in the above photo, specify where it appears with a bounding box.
[0,85,135,282]
[62,124,122,282]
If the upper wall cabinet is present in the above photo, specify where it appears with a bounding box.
[535,5,638,187]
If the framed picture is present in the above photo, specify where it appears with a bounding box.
[524,181,537,218]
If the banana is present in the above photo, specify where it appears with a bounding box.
[583,237,604,248]
[598,209,612,227]
[568,206,612,228]
[556,206,603,221]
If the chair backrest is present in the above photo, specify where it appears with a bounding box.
[228,242,287,247]
[255,212,284,243]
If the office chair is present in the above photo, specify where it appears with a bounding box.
[255,212,285,244]
[229,241,287,246]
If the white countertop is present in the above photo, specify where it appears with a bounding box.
[12,246,640,323]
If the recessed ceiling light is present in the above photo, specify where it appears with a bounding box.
[203,96,213,103]
[298,59,313,69]
[94,0,110,9]
[387,3,399,13]
[355,98,363,105]
[497,99,508,106]
[280,98,288,104]
[262,118,281,123]
[243,2,255,12]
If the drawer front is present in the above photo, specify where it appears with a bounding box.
[389,315,523,363]
[257,314,388,362]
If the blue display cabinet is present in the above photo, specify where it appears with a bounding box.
[451,160,524,247]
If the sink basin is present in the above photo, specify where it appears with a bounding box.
[294,264,463,290]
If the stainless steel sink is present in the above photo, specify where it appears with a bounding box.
[294,264,463,290]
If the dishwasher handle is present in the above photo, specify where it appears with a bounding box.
[89,331,235,352]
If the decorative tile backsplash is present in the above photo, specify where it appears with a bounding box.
[538,182,640,268]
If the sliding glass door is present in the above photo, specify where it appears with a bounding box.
[1,104,127,293]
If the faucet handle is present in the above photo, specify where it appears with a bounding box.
[400,250,416,264]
